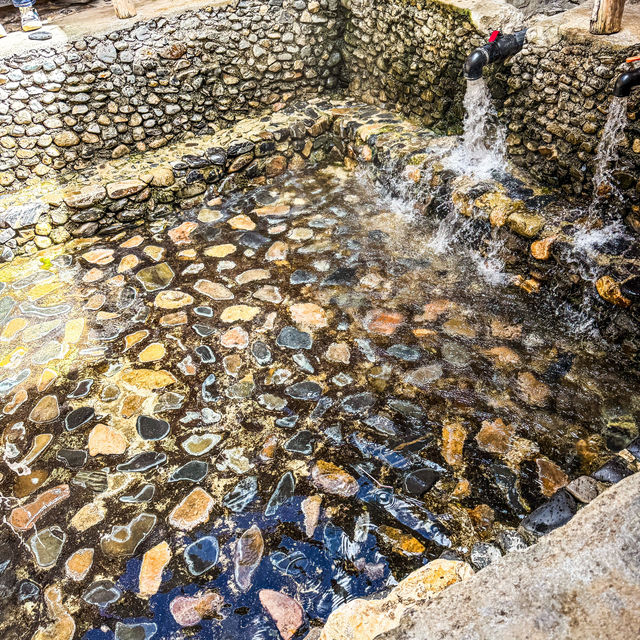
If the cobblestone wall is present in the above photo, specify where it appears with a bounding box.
[0,0,343,188]
[339,0,488,130]
[505,32,640,203]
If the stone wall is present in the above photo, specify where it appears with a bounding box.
[505,16,640,201]
[0,0,343,188]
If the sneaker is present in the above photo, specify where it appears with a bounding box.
[0,24,6,38]
[20,7,42,32]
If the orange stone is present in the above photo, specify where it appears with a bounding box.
[29,394,60,423]
[442,421,466,468]
[220,326,249,349]
[83,267,104,283]
[228,214,256,230]
[65,548,94,581]
[517,371,550,407]
[82,248,114,265]
[364,309,404,335]
[255,204,291,217]
[453,478,471,498]
[88,423,128,456]
[259,589,304,640]
[194,279,234,300]
[168,221,198,245]
[416,299,452,322]
[85,293,106,310]
[596,275,631,307]
[124,330,149,351]
[536,457,569,497]
[469,504,495,530]
[169,488,214,531]
[32,584,75,640]
[8,484,70,531]
[530,235,556,260]
[475,418,514,455]
[3,388,27,415]
[118,254,140,273]
[484,346,520,366]
[139,343,166,362]
[139,541,172,597]
[160,312,188,327]
[290,302,328,330]
[120,235,144,248]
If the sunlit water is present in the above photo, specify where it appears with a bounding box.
[0,163,637,640]
[446,79,507,180]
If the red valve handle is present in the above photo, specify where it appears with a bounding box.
[489,30,501,43]
[626,55,640,63]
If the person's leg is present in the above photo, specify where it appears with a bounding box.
[12,0,42,32]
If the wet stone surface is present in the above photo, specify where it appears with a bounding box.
[0,163,638,640]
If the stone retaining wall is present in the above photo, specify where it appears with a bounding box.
[338,0,506,131]
[506,17,640,201]
[0,0,343,187]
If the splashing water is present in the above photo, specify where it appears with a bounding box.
[591,97,628,204]
[447,79,506,180]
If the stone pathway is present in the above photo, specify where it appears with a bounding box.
[0,160,638,640]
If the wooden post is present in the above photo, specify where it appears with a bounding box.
[590,0,626,35]
[113,0,137,20]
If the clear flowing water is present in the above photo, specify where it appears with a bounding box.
[591,97,629,205]
[0,163,637,640]
[447,79,507,180]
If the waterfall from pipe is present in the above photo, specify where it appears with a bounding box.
[591,96,628,205]
[447,78,506,179]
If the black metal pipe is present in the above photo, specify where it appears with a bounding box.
[613,68,640,98]
[464,29,528,81]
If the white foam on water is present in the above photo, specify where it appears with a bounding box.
[446,78,507,181]
[591,96,629,205]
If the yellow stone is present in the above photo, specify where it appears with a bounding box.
[220,305,261,323]
[124,330,149,351]
[27,280,64,300]
[88,423,129,456]
[37,368,58,392]
[154,290,194,309]
[0,317,27,341]
[64,318,85,344]
[204,244,236,258]
[198,208,223,223]
[32,584,76,640]
[144,246,165,262]
[121,369,177,390]
[139,343,166,362]
[70,502,106,532]
[442,421,466,468]
[0,346,27,368]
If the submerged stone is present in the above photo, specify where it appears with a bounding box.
[136,415,171,441]
[276,415,299,429]
[56,448,88,468]
[135,263,175,292]
[341,392,376,415]
[101,513,157,557]
[284,430,315,455]
[286,381,322,401]
[184,536,220,576]
[259,589,304,640]
[120,484,156,503]
[277,326,312,350]
[29,526,65,568]
[265,471,296,516]
[234,524,264,591]
[82,580,122,607]
[169,460,209,483]
[520,489,577,537]
[68,379,94,398]
[224,476,258,513]
[117,452,167,472]
[169,488,215,530]
[182,433,222,456]
[311,460,359,497]
[115,622,158,640]
[403,468,439,496]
